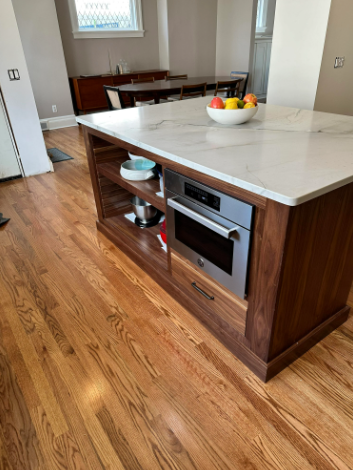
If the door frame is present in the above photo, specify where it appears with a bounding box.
[0,86,24,179]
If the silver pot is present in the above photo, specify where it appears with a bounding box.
[130,196,157,223]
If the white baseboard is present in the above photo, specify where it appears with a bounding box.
[40,114,78,131]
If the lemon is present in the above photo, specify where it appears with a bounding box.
[225,102,238,110]
[225,97,239,107]
[244,103,255,109]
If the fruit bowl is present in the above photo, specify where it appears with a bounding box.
[206,104,258,125]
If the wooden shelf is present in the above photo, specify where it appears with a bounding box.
[105,211,168,272]
[97,161,165,212]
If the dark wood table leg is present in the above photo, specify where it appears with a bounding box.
[130,95,135,108]
[154,93,160,105]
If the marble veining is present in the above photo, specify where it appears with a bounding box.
[77,97,353,206]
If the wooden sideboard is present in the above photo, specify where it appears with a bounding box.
[69,69,169,114]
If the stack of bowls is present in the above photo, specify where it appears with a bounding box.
[128,151,148,161]
[120,159,156,181]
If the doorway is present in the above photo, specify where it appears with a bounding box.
[251,0,277,101]
[0,88,23,182]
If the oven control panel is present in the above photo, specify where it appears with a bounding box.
[165,169,254,230]
[185,182,221,212]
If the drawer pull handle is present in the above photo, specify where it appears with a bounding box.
[191,282,214,300]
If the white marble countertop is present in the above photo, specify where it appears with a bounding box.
[77,97,353,206]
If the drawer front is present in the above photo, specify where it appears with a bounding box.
[113,74,138,85]
[171,251,247,335]
[154,72,168,80]
[141,72,167,81]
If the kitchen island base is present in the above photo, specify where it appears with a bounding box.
[83,125,353,382]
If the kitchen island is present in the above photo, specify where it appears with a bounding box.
[77,97,353,381]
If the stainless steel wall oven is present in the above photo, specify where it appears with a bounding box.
[165,170,254,299]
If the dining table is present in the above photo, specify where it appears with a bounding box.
[118,76,238,106]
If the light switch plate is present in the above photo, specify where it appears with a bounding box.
[334,57,345,68]
[8,69,20,81]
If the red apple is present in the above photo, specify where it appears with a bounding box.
[243,94,258,106]
[210,97,224,109]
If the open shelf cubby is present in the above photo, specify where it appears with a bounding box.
[97,161,165,212]
[92,142,168,272]
[104,209,168,272]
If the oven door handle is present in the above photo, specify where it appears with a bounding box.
[167,197,240,239]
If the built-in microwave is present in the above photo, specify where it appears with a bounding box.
[165,170,254,299]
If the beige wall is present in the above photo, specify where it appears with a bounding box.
[0,0,52,175]
[166,0,218,77]
[216,0,257,77]
[55,0,160,77]
[267,0,331,110]
[314,0,353,116]
[12,0,74,120]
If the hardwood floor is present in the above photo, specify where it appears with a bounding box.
[0,126,353,469]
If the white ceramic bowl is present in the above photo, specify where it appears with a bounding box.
[120,159,156,181]
[128,151,147,161]
[206,104,258,125]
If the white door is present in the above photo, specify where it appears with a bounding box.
[252,39,272,99]
[0,92,22,180]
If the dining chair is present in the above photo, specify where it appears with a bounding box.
[165,74,188,81]
[131,77,155,106]
[180,82,207,100]
[103,86,126,111]
[214,79,243,98]
[230,71,249,99]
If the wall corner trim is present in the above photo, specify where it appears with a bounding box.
[40,114,78,131]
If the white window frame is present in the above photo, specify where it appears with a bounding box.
[68,0,145,39]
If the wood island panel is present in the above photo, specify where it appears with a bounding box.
[171,250,247,336]
[269,183,353,360]
[82,124,353,382]
[349,285,353,307]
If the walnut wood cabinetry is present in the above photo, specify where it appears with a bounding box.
[82,125,353,382]
[70,69,169,114]
[171,250,248,335]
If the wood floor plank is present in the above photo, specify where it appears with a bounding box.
[0,258,68,438]
[0,425,15,470]
[196,342,339,470]
[0,337,43,470]
[27,307,124,470]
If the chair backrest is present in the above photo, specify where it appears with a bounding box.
[180,82,207,100]
[132,77,155,84]
[165,74,188,81]
[214,79,243,98]
[103,86,126,111]
[230,72,249,98]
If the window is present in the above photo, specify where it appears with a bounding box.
[68,0,144,39]
[256,0,267,33]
